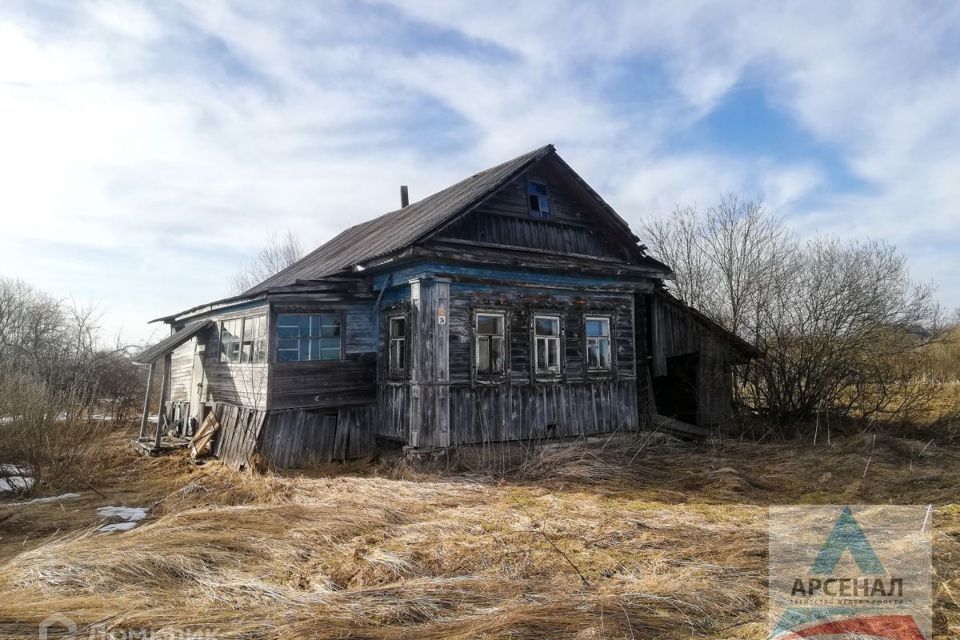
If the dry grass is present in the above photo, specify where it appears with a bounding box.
[1,427,959,638]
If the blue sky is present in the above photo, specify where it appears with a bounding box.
[1,0,959,342]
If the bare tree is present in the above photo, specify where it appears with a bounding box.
[230,229,304,295]
[642,199,945,429]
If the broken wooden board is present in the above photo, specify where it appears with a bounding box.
[651,413,710,439]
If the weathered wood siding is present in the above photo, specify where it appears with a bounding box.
[433,162,630,261]
[210,402,267,470]
[446,283,636,386]
[184,305,270,410]
[407,278,450,449]
[449,380,638,443]
[257,405,376,467]
[647,294,735,426]
[267,299,378,411]
[375,277,642,446]
[168,338,195,403]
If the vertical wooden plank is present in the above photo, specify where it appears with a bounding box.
[139,361,156,439]
[154,356,170,449]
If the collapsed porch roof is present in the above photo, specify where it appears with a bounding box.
[133,320,213,364]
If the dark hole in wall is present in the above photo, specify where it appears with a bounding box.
[652,352,699,425]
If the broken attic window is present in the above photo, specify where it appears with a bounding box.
[527,181,551,219]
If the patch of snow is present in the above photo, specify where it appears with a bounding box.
[0,492,81,506]
[0,463,27,475]
[0,476,34,492]
[99,521,140,533]
[97,506,149,520]
[0,464,34,493]
[96,505,149,533]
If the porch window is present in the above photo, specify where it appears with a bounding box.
[276,314,341,362]
[534,315,561,376]
[241,316,267,363]
[527,181,551,219]
[219,319,242,363]
[475,312,505,376]
[220,316,267,364]
[585,317,611,370]
[389,316,406,375]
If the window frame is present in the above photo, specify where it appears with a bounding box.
[584,316,613,372]
[532,314,562,379]
[387,314,407,378]
[240,315,267,364]
[219,318,242,364]
[473,310,507,382]
[274,313,344,363]
[527,180,552,219]
[219,315,268,365]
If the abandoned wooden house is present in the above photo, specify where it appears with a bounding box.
[134,144,756,468]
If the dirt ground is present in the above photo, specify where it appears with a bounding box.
[0,426,958,639]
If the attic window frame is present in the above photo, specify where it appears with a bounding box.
[527,180,552,219]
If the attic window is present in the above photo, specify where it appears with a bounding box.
[527,181,551,219]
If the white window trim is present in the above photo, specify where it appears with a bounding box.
[275,313,343,363]
[388,315,406,376]
[474,311,506,377]
[533,314,562,377]
[585,316,612,371]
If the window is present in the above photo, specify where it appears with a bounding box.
[527,181,551,219]
[475,312,505,375]
[241,316,267,363]
[276,314,341,362]
[533,315,561,375]
[389,316,406,375]
[585,317,611,371]
[220,316,267,364]
[220,318,242,363]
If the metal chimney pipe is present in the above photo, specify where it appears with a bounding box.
[400,185,409,208]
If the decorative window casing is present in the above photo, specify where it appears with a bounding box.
[585,316,612,371]
[388,316,406,376]
[533,315,561,376]
[475,312,505,376]
[527,181,551,219]
[220,315,267,364]
[276,314,342,362]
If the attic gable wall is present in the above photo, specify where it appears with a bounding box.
[428,156,635,262]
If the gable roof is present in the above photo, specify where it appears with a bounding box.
[245,144,557,295]
[158,144,671,324]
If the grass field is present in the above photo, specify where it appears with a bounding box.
[1,425,959,639]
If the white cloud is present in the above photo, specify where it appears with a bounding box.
[1,0,959,344]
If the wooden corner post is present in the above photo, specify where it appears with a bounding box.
[407,277,450,449]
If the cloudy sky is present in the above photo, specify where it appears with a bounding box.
[1,1,959,343]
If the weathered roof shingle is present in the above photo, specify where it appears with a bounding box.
[245,145,555,295]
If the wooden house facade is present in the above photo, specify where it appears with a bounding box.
[135,145,756,468]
